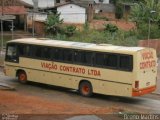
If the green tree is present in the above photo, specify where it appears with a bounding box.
[130,0,160,26]
[45,13,63,35]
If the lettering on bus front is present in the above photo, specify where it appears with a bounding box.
[41,62,101,77]
[140,51,156,69]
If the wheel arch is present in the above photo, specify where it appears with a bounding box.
[16,69,26,77]
[78,79,93,97]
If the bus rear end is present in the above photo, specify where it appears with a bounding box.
[132,48,157,96]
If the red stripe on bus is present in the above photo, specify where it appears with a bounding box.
[132,86,156,96]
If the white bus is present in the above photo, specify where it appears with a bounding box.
[4,38,157,97]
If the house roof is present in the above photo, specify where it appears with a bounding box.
[0,6,27,15]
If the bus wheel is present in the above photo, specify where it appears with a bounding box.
[18,71,27,84]
[79,82,93,97]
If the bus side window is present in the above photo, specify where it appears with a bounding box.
[119,55,133,71]
[18,44,25,56]
[6,44,18,62]
[42,47,52,60]
[73,50,82,63]
[34,46,43,58]
[81,51,93,65]
[105,54,118,68]
[95,53,105,67]
[53,48,63,61]
[63,49,73,62]
[18,44,33,57]
[20,45,32,57]
[73,50,93,65]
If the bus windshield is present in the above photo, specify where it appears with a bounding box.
[5,44,18,62]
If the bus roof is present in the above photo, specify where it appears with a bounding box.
[8,38,145,53]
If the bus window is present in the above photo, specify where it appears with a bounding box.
[105,54,118,68]
[95,53,105,66]
[63,49,73,62]
[73,50,93,65]
[42,47,52,60]
[17,44,33,57]
[18,44,25,56]
[119,55,133,71]
[18,45,32,57]
[34,46,43,58]
[81,51,93,65]
[73,50,82,63]
[6,44,18,62]
[53,48,63,61]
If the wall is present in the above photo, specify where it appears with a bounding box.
[95,12,115,20]
[57,4,86,24]
[138,40,160,56]
[34,21,46,37]
[27,12,47,32]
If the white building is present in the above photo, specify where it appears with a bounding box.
[57,3,87,24]
[94,0,109,4]
[37,0,55,8]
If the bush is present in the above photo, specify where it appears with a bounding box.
[104,24,118,33]
[64,25,76,37]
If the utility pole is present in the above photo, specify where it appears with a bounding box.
[1,0,4,55]
[32,0,38,37]
[148,10,156,48]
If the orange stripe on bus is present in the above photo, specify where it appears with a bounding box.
[132,86,156,96]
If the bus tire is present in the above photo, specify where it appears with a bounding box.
[79,81,93,97]
[18,71,27,84]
